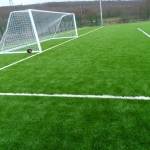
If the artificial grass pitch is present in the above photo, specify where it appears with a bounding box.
[0,22,150,149]
[1,96,150,150]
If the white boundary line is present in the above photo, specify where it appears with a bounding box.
[138,28,150,37]
[0,92,150,100]
[0,26,104,71]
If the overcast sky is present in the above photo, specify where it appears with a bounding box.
[0,0,94,6]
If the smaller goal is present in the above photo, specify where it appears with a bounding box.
[0,9,78,54]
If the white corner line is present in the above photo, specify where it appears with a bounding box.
[0,92,150,100]
[138,28,150,37]
[0,26,104,71]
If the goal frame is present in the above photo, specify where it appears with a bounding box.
[0,9,78,54]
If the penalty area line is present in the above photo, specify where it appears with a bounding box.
[0,92,150,100]
[0,26,104,71]
[138,28,150,37]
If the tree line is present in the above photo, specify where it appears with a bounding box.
[0,0,150,30]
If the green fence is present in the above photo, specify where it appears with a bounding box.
[76,16,100,28]
[76,18,82,28]
[90,16,99,26]
[0,26,3,35]
[0,26,3,40]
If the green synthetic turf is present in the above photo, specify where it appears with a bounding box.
[1,96,150,150]
[0,22,150,149]
[0,23,150,96]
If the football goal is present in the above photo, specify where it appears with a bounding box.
[0,9,78,54]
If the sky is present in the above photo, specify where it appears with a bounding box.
[0,0,93,6]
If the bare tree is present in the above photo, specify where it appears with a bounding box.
[145,0,150,19]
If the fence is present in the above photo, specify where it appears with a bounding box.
[0,26,3,40]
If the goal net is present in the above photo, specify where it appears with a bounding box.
[0,9,78,54]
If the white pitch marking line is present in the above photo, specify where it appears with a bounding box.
[0,92,150,100]
[0,53,40,71]
[0,26,104,71]
[138,28,150,37]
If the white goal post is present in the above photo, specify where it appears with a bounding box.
[0,9,78,54]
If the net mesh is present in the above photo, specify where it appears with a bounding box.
[32,11,77,42]
[0,10,77,53]
[0,11,38,53]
